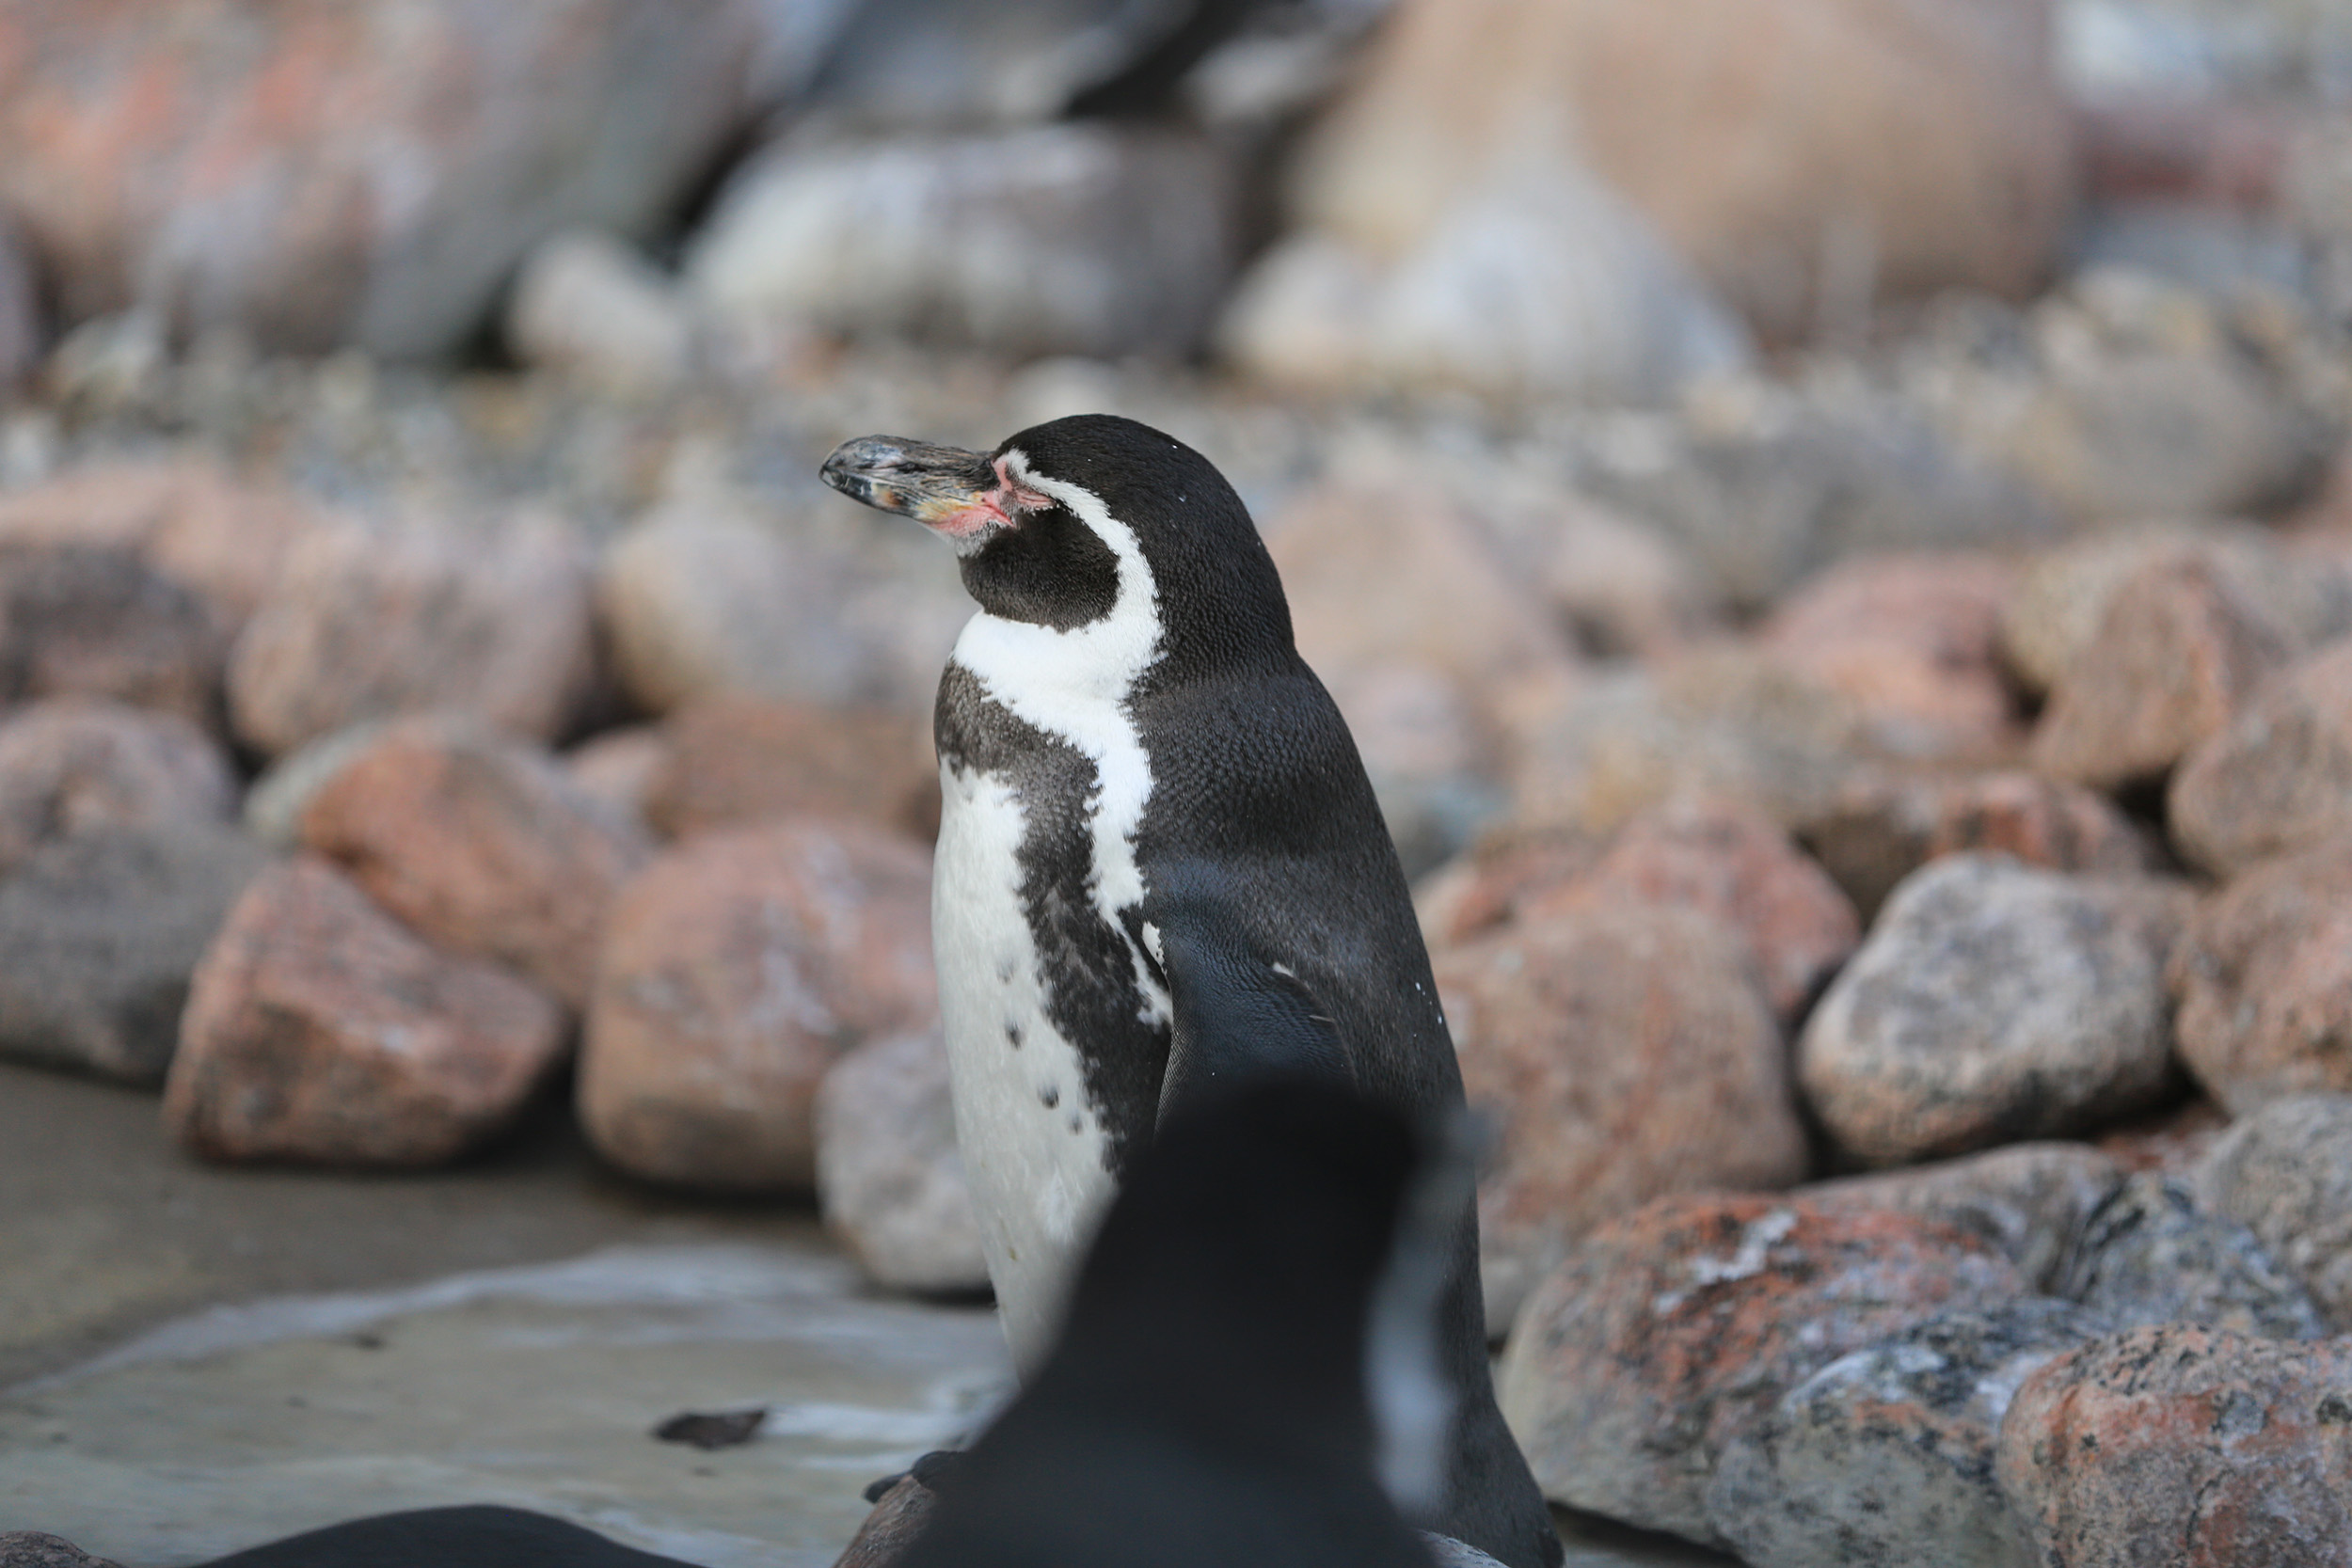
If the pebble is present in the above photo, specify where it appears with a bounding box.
[165,856,567,1164]
[294,719,651,1009]
[815,1025,991,1295]
[644,695,938,844]
[1994,1325,2352,1568]
[1439,901,1807,1335]
[2170,637,2352,876]
[1799,855,2186,1165]
[1496,1194,2025,1544]
[579,819,936,1192]
[0,825,269,1085]
[228,511,596,757]
[2056,1171,2328,1340]
[1799,1141,2123,1293]
[2194,1094,2352,1328]
[2170,840,2352,1111]
[1707,1298,2110,1568]
[0,697,236,878]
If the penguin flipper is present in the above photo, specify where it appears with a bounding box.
[1150,884,1351,1127]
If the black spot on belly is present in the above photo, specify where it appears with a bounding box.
[1040,1085,1059,1109]
[939,662,1168,1176]
[1006,1022,1023,1049]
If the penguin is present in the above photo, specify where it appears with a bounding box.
[820,414,1562,1568]
[898,1075,1479,1568]
[187,1505,699,1568]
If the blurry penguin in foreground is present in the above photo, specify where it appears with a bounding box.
[896,1075,1486,1568]
[175,1078,1498,1568]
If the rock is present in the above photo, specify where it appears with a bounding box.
[1505,653,1877,837]
[1797,855,2186,1166]
[1496,1195,2026,1544]
[832,1472,936,1568]
[0,1,783,357]
[2195,1094,2352,1327]
[1706,1299,2108,1568]
[2055,1172,2328,1340]
[0,1534,125,1568]
[579,819,936,1192]
[242,718,411,850]
[2097,1096,2233,1178]
[1285,0,2070,343]
[1527,793,1859,1025]
[228,511,596,757]
[815,1025,990,1295]
[1799,1142,2124,1293]
[2171,639,2352,876]
[1415,824,1608,951]
[1757,552,2023,763]
[0,825,269,1086]
[563,724,672,837]
[1997,525,2349,699]
[1994,1325,2352,1568]
[2029,553,2293,789]
[294,719,650,1009]
[164,856,566,1164]
[1218,161,1748,404]
[1536,496,1722,658]
[2170,841,2352,1111]
[1797,768,2157,923]
[0,545,226,726]
[0,698,237,877]
[644,696,938,844]
[504,229,694,394]
[0,457,324,635]
[1438,903,1807,1335]
[689,121,1238,360]
[596,509,878,715]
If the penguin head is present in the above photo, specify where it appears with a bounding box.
[822,413,1296,677]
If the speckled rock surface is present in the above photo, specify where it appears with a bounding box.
[1527,794,1859,1025]
[0,697,236,878]
[1798,854,2187,1165]
[2194,1095,2352,1328]
[2055,1172,2328,1340]
[165,856,567,1165]
[1439,903,1808,1336]
[1798,1141,2123,1292]
[580,819,936,1192]
[2170,839,2352,1111]
[0,545,226,727]
[1706,1298,2109,1568]
[1798,768,2154,923]
[644,696,937,844]
[1994,1325,2352,1568]
[0,824,270,1085]
[1497,1195,2026,1544]
[2029,554,2290,790]
[2171,638,2352,875]
[294,718,651,1009]
[0,1534,124,1568]
[815,1025,989,1296]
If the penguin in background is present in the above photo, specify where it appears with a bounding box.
[821,414,1561,1568]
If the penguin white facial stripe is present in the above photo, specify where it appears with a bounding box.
[954,451,1169,1020]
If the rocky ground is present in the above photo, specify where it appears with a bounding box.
[4,0,2352,1565]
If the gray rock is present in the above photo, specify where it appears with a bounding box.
[2056,1171,2328,1340]
[1798,855,2185,1166]
[0,545,226,728]
[505,230,693,395]
[0,698,238,878]
[0,825,272,1085]
[0,1534,124,1568]
[816,1026,991,1296]
[1800,1142,2124,1293]
[2195,1094,2352,1329]
[690,121,1240,361]
[1706,1299,2108,1568]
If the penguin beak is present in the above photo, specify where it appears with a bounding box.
[820,435,1011,548]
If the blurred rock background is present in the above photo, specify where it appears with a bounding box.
[5,0,2352,1564]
